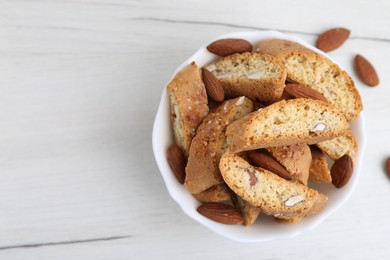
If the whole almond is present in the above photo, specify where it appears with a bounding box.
[197,202,243,224]
[354,54,379,87]
[202,68,225,102]
[316,27,350,52]
[331,154,353,188]
[248,152,292,180]
[284,84,327,102]
[167,144,186,184]
[207,38,253,57]
[386,157,390,179]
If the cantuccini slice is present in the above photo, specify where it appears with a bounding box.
[185,97,253,194]
[167,62,209,157]
[206,52,286,103]
[226,98,349,153]
[219,153,327,220]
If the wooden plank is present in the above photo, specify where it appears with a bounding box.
[0,0,389,259]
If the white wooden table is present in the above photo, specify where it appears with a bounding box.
[1,1,390,259]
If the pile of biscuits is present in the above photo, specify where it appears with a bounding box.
[166,37,362,226]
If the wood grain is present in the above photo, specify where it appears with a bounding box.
[0,0,389,259]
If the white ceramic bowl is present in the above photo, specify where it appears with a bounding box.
[152,31,366,242]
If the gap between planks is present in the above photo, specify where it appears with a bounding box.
[0,235,132,251]
[132,17,390,43]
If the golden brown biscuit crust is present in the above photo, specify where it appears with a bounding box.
[207,53,286,103]
[167,62,209,157]
[185,97,253,194]
[226,99,349,153]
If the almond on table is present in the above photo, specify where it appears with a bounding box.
[386,157,390,179]
[316,27,350,53]
[354,54,380,87]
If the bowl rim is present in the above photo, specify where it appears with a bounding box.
[152,30,367,242]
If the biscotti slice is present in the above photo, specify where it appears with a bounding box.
[226,98,349,153]
[316,129,358,161]
[206,52,286,103]
[236,197,261,226]
[167,61,209,157]
[272,50,362,121]
[219,153,324,219]
[185,97,253,194]
[309,146,332,184]
[192,184,233,203]
[266,143,312,186]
